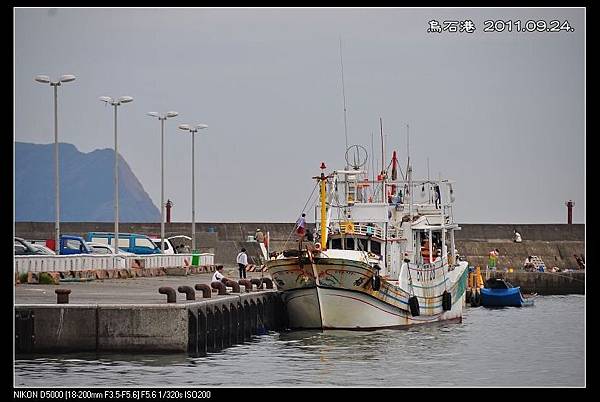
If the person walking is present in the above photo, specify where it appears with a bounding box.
[236,248,248,279]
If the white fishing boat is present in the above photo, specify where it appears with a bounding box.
[266,142,469,330]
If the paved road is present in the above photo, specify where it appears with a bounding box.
[15,269,273,305]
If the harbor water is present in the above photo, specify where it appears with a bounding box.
[14,295,584,387]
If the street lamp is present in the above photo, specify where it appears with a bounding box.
[147,111,179,253]
[178,123,208,252]
[99,96,134,259]
[34,74,76,255]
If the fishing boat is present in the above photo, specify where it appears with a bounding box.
[266,140,469,330]
[480,278,535,307]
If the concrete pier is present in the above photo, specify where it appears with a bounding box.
[481,270,584,295]
[15,273,287,356]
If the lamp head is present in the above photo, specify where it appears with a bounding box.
[59,74,76,83]
[34,75,51,84]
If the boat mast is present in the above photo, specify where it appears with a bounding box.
[320,163,328,249]
[439,173,446,264]
[380,117,385,203]
[339,37,349,158]
[407,123,413,220]
[371,131,375,201]
[427,156,431,203]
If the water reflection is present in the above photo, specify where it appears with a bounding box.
[15,296,584,387]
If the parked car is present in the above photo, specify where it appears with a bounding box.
[150,237,176,254]
[167,235,192,253]
[149,235,192,254]
[86,242,135,269]
[30,244,56,255]
[86,242,135,256]
[14,237,45,255]
[44,235,93,255]
[85,232,161,255]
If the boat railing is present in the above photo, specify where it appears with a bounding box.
[334,222,402,239]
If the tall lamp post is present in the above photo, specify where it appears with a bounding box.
[178,123,208,252]
[34,74,76,255]
[147,111,179,252]
[99,96,134,259]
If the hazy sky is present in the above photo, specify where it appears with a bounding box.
[14,7,585,223]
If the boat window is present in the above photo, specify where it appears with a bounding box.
[370,240,381,255]
[345,238,355,250]
[331,238,342,249]
[358,238,368,252]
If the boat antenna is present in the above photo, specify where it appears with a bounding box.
[380,117,385,202]
[370,131,375,200]
[427,156,431,202]
[407,123,413,219]
[339,36,349,155]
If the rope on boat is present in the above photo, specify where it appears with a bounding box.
[282,180,320,250]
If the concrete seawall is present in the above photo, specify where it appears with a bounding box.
[16,294,286,355]
[480,271,584,295]
[16,222,584,270]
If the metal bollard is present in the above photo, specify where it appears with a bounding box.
[211,281,227,295]
[55,288,71,304]
[177,286,196,301]
[238,279,252,293]
[195,284,212,298]
[159,287,177,303]
[222,278,240,293]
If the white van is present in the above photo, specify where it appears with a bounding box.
[150,236,192,254]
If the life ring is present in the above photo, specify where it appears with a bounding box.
[314,243,321,251]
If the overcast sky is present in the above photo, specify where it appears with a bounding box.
[14,7,585,223]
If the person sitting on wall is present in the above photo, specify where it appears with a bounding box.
[513,229,522,243]
[524,256,535,272]
[211,265,230,283]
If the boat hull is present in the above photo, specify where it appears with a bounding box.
[268,255,468,329]
[480,287,532,307]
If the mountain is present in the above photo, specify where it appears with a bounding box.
[15,142,160,222]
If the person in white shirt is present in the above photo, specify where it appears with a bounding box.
[513,230,522,243]
[236,248,248,279]
[212,265,227,283]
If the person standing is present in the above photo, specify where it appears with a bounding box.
[488,248,499,270]
[434,185,441,209]
[295,213,306,239]
[255,228,265,243]
[236,248,248,279]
